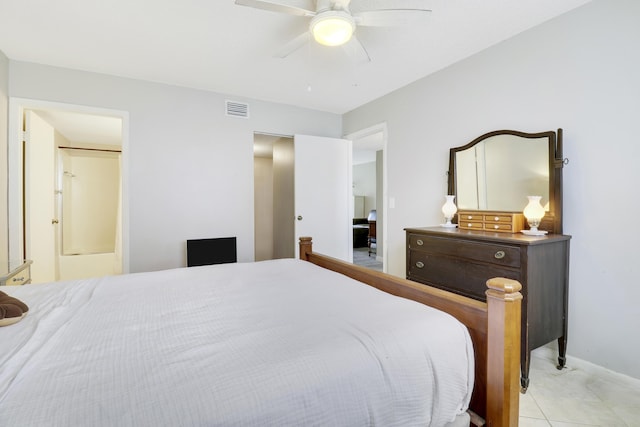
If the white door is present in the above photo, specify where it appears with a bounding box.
[294,134,352,262]
[25,110,57,283]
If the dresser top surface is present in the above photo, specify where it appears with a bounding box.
[405,226,571,245]
[0,260,32,278]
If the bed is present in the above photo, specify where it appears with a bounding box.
[0,237,521,426]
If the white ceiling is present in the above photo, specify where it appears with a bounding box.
[31,109,123,146]
[0,0,590,115]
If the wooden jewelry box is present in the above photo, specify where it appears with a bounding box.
[457,210,525,233]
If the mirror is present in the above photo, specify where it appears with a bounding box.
[448,129,564,234]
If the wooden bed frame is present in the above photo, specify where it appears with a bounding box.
[299,237,522,427]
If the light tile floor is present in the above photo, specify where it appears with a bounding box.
[520,348,640,426]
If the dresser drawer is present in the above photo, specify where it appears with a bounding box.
[484,222,516,232]
[7,272,30,286]
[408,234,521,268]
[484,213,515,223]
[407,251,521,301]
[459,221,484,230]
[458,211,484,231]
[459,212,484,222]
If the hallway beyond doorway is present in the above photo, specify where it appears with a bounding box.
[353,247,382,272]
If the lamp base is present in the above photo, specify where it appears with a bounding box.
[440,223,458,228]
[521,229,548,236]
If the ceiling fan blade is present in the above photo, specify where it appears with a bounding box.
[354,9,431,27]
[342,35,371,63]
[350,0,429,12]
[234,0,316,17]
[331,0,352,9]
[274,32,311,58]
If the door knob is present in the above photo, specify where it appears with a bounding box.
[297,215,303,221]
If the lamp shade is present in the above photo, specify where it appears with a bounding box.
[523,195,546,234]
[441,195,457,227]
[310,11,355,46]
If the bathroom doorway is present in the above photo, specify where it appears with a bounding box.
[8,99,128,283]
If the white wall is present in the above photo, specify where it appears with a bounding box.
[8,61,342,273]
[344,0,640,379]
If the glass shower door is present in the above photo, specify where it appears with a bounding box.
[59,148,121,255]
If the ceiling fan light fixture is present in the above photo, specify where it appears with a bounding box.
[310,11,355,47]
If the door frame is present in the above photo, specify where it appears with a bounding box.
[344,122,388,272]
[7,98,130,274]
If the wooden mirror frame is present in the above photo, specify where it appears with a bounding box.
[448,129,564,234]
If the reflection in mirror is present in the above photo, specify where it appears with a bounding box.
[455,135,549,212]
[448,129,564,234]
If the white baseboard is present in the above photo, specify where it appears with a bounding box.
[533,344,640,387]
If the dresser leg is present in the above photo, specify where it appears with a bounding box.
[557,336,567,369]
[520,349,531,393]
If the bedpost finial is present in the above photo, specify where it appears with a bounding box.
[486,277,522,301]
[299,237,312,261]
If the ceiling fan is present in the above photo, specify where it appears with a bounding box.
[234,0,431,61]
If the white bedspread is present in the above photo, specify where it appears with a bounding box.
[0,259,473,426]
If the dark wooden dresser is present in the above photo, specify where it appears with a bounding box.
[405,226,571,391]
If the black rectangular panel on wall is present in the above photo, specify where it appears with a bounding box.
[187,237,237,267]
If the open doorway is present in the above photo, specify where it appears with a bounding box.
[8,99,129,282]
[347,124,387,272]
[253,132,352,262]
[253,133,295,261]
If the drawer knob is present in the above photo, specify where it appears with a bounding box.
[416,239,424,246]
[494,216,500,221]
[467,215,472,219]
[415,261,425,268]
[494,251,506,259]
[494,224,499,229]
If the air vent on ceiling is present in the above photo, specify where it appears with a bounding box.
[226,100,249,118]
